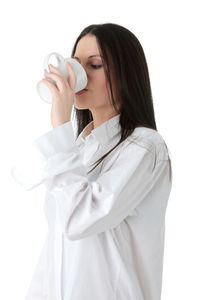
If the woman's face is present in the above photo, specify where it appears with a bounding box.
[73,34,119,112]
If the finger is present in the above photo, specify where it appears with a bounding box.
[48,64,67,79]
[41,78,58,96]
[44,71,67,92]
[48,64,70,90]
[66,62,77,91]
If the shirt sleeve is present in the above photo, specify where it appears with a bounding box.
[11,121,164,240]
[11,121,76,191]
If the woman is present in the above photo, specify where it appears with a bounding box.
[11,23,172,300]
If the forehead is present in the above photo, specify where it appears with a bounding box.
[74,34,100,56]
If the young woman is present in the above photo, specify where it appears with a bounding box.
[12,23,172,300]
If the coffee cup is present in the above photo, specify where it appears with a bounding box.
[37,52,88,104]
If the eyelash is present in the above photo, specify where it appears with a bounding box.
[91,64,102,69]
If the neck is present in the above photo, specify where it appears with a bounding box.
[91,111,119,130]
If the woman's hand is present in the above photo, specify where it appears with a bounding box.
[42,62,76,128]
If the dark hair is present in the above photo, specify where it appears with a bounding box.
[70,22,172,181]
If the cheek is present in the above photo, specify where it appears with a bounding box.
[96,71,109,93]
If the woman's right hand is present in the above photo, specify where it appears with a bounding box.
[42,62,77,128]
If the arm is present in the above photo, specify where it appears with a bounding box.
[11,120,168,240]
[11,121,76,191]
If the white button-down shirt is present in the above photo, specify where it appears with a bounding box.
[11,114,172,300]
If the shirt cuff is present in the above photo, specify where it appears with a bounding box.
[11,120,78,191]
[32,121,76,160]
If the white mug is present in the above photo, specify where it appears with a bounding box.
[37,52,88,104]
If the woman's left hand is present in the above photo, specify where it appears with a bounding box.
[42,62,77,128]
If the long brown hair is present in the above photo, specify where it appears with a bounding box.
[70,23,172,181]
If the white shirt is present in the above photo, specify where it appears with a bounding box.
[11,113,172,300]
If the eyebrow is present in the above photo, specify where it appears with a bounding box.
[73,55,102,61]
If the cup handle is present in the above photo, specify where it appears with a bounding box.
[43,52,65,73]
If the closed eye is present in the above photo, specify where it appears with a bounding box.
[91,64,102,69]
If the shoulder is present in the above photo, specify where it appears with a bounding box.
[125,126,170,162]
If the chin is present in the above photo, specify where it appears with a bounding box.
[74,99,90,110]
[74,107,89,110]
[74,104,89,110]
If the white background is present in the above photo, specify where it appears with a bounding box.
[0,0,199,299]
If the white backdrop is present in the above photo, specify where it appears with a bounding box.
[0,0,199,299]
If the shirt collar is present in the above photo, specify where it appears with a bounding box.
[76,114,121,147]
